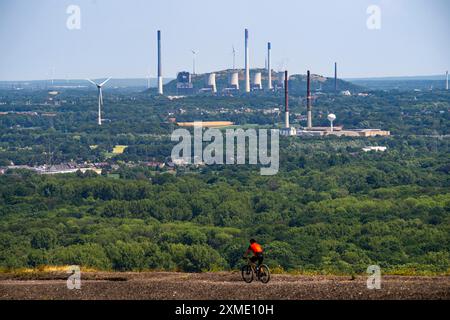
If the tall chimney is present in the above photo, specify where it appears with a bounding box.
[157,30,163,95]
[334,62,337,93]
[267,42,273,90]
[245,29,250,93]
[285,70,289,128]
[446,71,449,91]
[307,70,312,129]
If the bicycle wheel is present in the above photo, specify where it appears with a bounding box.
[241,265,253,283]
[258,265,270,284]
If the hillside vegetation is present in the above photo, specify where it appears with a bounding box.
[1,137,448,274]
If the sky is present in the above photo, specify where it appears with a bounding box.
[0,0,449,81]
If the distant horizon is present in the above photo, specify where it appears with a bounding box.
[0,73,447,83]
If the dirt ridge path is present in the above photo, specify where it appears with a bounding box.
[0,272,448,300]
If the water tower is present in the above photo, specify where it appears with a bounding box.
[328,114,336,132]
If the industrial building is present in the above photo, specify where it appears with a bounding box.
[296,127,390,137]
[280,69,390,138]
[177,121,234,128]
[176,71,194,95]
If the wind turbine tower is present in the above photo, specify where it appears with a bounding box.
[87,78,111,126]
[232,46,236,70]
[192,50,198,75]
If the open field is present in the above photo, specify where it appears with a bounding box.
[0,272,448,300]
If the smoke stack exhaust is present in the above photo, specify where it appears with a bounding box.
[334,62,337,93]
[157,30,163,95]
[285,70,289,128]
[245,29,250,93]
[267,42,272,90]
[307,70,312,129]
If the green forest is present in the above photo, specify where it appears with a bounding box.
[0,136,448,274]
[0,87,449,275]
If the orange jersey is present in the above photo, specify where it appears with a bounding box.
[249,243,263,254]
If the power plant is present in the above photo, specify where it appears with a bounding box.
[151,28,389,139]
[157,30,163,95]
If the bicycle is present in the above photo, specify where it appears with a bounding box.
[241,257,270,284]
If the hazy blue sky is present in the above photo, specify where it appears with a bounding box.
[0,0,449,81]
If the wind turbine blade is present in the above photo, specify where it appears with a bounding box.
[99,77,112,87]
[86,79,97,86]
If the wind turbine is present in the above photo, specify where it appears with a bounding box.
[191,50,198,75]
[86,78,111,126]
[232,46,236,70]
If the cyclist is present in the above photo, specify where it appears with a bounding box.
[244,239,264,272]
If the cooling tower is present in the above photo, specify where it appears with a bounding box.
[253,72,262,90]
[207,73,217,93]
[229,72,239,90]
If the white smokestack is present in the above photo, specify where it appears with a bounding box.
[157,30,163,95]
[307,70,312,129]
[245,29,250,93]
[285,71,289,129]
[267,42,272,90]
